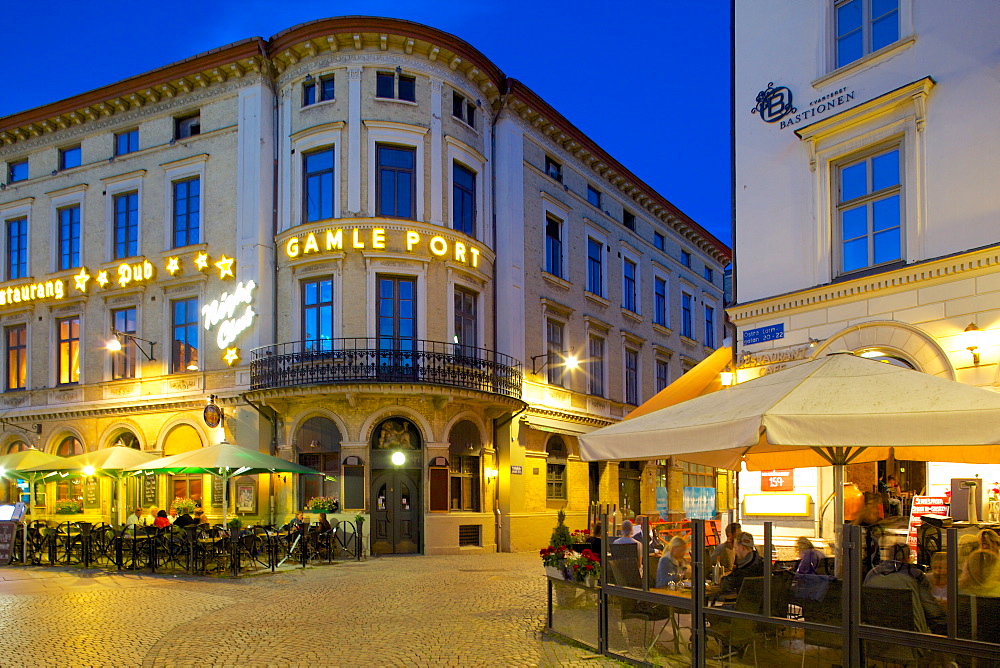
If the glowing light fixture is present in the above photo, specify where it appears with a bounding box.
[106,328,157,361]
[485,467,499,479]
[964,323,982,366]
[530,350,579,375]
[391,451,405,466]
[82,466,95,476]
[720,370,734,386]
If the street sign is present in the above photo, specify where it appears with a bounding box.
[510,465,522,475]
[743,324,784,345]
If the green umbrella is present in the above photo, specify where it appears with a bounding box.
[126,441,323,529]
[0,449,66,519]
[21,446,161,526]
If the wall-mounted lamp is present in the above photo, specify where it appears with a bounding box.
[808,337,821,348]
[485,467,499,479]
[720,369,734,386]
[106,328,156,361]
[391,451,405,466]
[531,351,579,375]
[964,323,981,365]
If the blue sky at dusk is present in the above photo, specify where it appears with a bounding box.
[2,1,731,246]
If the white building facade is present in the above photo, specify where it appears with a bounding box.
[733,1,1000,538]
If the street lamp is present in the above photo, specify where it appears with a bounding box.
[106,329,157,361]
[530,351,579,375]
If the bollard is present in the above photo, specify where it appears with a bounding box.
[356,517,365,561]
[77,522,93,569]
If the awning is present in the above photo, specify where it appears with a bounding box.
[625,345,733,420]
[521,414,605,437]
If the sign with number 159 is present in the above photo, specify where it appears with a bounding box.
[761,470,794,491]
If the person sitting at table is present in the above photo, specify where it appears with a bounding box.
[656,536,691,587]
[927,551,948,603]
[711,522,742,572]
[613,519,641,561]
[885,476,902,515]
[865,544,946,635]
[173,508,194,528]
[193,509,209,527]
[125,507,144,528]
[152,509,171,529]
[960,548,1000,596]
[317,512,332,532]
[167,507,178,524]
[144,506,159,526]
[586,523,602,557]
[288,511,306,532]
[719,532,763,598]
[794,537,826,575]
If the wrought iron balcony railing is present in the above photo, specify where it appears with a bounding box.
[250,338,523,399]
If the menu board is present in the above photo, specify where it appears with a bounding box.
[907,495,949,561]
[0,521,15,566]
[84,479,100,509]
[142,474,158,507]
[212,476,224,507]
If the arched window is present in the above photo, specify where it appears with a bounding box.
[297,417,342,509]
[6,441,29,454]
[163,424,203,506]
[55,436,84,501]
[448,421,481,512]
[546,436,567,500]
[110,431,141,449]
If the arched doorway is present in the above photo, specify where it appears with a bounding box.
[55,436,84,504]
[160,424,203,511]
[448,420,481,512]
[295,416,342,510]
[370,417,422,554]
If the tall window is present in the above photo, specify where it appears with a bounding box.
[376,71,416,102]
[587,185,601,208]
[546,319,565,387]
[544,156,562,182]
[59,146,81,170]
[453,163,476,236]
[545,215,562,278]
[297,417,342,507]
[174,113,200,140]
[171,298,199,373]
[111,308,137,380]
[623,210,636,231]
[449,421,481,512]
[172,178,200,247]
[681,250,692,267]
[376,145,415,219]
[654,277,668,327]
[546,436,567,500]
[303,148,335,223]
[454,288,477,355]
[302,74,335,106]
[57,205,81,270]
[115,130,139,156]
[113,192,138,259]
[838,146,901,274]
[302,277,334,352]
[588,335,605,397]
[704,266,714,283]
[6,217,27,280]
[624,347,639,405]
[681,292,693,339]
[377,276,417,357]
[587,237,603,296]
[57,316,80,385]
[6,324,26,391]
[622,259,637,312]
[8,160,28,183]
[656,359,669,392]
[704,306,716,348]
[654,231,665,250]
[836,0,899,69]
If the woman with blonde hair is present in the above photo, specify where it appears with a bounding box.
[795,536,826,575]
[960,548,1000,596]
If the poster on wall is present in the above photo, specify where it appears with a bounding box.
[907,495,949,561]
[236,479,256,513]
[683,486,717,520]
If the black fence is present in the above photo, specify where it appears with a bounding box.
[250,338,523,399]
[6,519,364,576]
[547,517,1000,666]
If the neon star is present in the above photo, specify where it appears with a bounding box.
[166,257,181,275]
[223,347,241,366]
[96,270,109,287]
[73,268,91,292]
[214,255,235,279]
[194,253,209,271]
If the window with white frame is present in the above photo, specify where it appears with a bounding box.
[5,217,27,280]
[835,0,899,69]
[654,276,668,327]
[545,215,563,278]
[57,205,81,270]
[113,192,138,259]
[172,178,200,247]
[111,307,137,380]
[171,297,199,373]
[57,316,80,385]
[681,292,693,339]
[837,145,902,275]
[302,277,334,353]
[376,70,416,102]
[302,74,335,106]
[704,305,715,348]
[622,258,637,313]
[624,347,639,405]
[655,358,669,393]
[544,156,562,182]
[303,147,335,223]
[587,185,601,208]
[546,319,566,387]
[587,237,603,297]
[546,436,567,500]
[453,162,476,236]
[452,91,476,128]
[588,335,605,397]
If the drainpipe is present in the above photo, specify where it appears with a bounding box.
[243,394,279,526]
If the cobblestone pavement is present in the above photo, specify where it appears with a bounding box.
[0,553,622,667]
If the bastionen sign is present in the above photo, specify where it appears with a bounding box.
[752,82,856,130]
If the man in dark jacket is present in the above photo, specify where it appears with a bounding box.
[863,551,946,635]
[173,510,194,528]
[719,532,764,598]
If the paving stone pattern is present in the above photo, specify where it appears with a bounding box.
[0,553,621,667]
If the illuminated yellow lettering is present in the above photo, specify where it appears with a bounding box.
[143,260,154,280]
[352,228,365,249]
[54,281,64,299]
[406,231,420,251]
[0,290,6,306]
[372,228,386,249]
[454,242,467,263]
[470,247,480,268]
[304,233,319,254]
[286,237,300,258]
[429,236,448,257]
[45,281,54,298]
[325,229,343,250]
[118,264,132,287]
[29,284,37,300]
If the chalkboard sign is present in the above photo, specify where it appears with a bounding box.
[142,474,157,507]
[212,476,224,508]
[84,479,100,509]
[0,520,17,566]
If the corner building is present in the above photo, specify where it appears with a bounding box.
[0,18,729,554]
[733,2,1000,539]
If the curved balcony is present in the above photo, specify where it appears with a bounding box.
[250,338,523,399]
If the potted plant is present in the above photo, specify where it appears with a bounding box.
[566,548,602,587]
[171,497,198,515]
[227,517,243,534]
[55,499,82,514]
[540,510,575,580]
[306,496,340,513]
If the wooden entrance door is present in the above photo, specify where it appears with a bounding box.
[370,469,420,554]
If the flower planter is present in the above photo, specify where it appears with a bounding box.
[544,565,568,580]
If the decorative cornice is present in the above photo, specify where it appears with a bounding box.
[0,397,208,421]
[524,406,615,429]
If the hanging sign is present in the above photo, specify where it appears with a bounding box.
[761,470,794,492]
